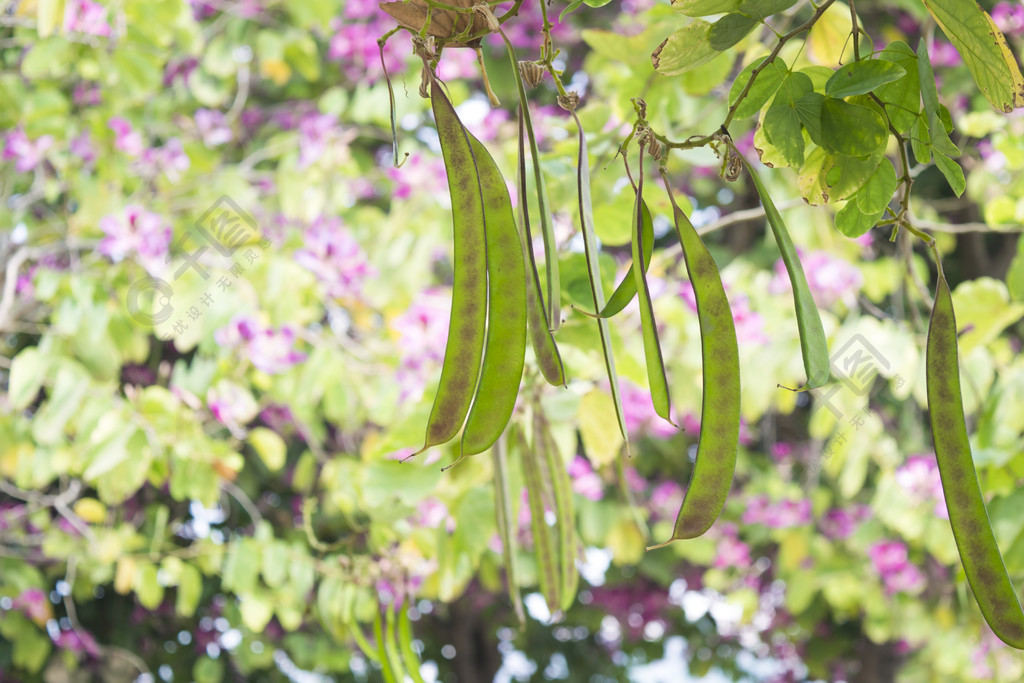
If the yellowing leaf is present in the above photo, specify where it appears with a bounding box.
[652,21,718,75]
[950,277,1024,354]
[578,389,624,467]
[239,594,274,633]
[36,0,64,38]
[260,58,292,86]
[73,498,107,524]
[248,427,286,472]
[807,1,853,67]
[921,0,1024,112]
[606,519,645,566]
[115,557,136,595]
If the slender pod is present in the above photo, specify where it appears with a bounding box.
[739,153,829,389]
[494,26,560,331]
[518,427,561,613]
[536,409,578,612]
[650,171,740,546]
[517,107,566,386]
[569,109,631,451]
[374,610,398,683]
[416,78,489,452]
[492,435,526,626]
[927,269,1024,649]
[461,133,528,456]
[576,199,655,320]
[627,152,676,427]
[397,609,427,683]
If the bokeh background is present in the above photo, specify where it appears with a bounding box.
[2,0,1024,681]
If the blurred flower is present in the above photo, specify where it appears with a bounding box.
[3,128,53,173]
[568,456,604,501]
[489,0,573,50]
[195,109,233,147]
[12,588,50,626]
[392,289,451,402]
[895,454,948,519]
[437,48,479,81]
[294,216,374,300]
[215,315,306,374]
[207,380,259,435]
[108,117,145,157]
[164,57,199,87]
[648,481,683,521]
[97,205,172,275]
[820,504,870,540]
[52,627,100,657]
[297,111,340,168]
[619,380,678,438]
[328,16,406,83]
[415,498,456,533]
[743,495,812,528]
[387,152,448,201]
[714,524,752,569]
[680,282,769,345]
[928,39,962,68]
[770,442,793,462]
[868,541,926,595]
[769,250,862,308]
[994,2,1024,37]
[70,131,96,166]
[624,466,647,493]
[136,137,190,182]
[63,0,110,36]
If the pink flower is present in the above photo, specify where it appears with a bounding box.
[294,216,374,300]
[714,524,751,569]
[12,588,49,624]
[3,128,53,173]
[868,541,926,595]
[63,0,110,36]
[648,481,683,520]
[70,131,96,166]
[619,380,678,438]
[214,315,306,374]
[195,109,233,147]
[895,454,948,519]
[393,289,452,402]
[328,17,406,83]
[820,505,870,540]
[769,250,862,308]
[928,39,962,68]
[742,495,811,528]
[206,380,258,434]
[624,467,647,493]
[680,282,768,345]
[568,456,604,501]
[387,152,447,201]
[108,117,144,157]
[73,81,102,106]
[993,2,1024,37]
[97,205,172,275]
[770,442,793,462]
[137,138,190,183]
[415,498,455,533]
[52,627,100,657]
[297,112,339,168]
[487,0,573,50]
[437,48,479,81]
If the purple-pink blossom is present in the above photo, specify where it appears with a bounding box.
[648,480,683,521]
[769,250,863,308]
[3,128,53,173]
[52,627,101,657]
[895,454,948,519]
[714,524,752,569]
[63,0,111,36]
[619,379,679,438]
[868,540,926,595]
[297,112,340,168]
[742,495,812,528]
[328,16,407,83]
[108,117,145,157]
[194,109,233,147]
[137,137,190,183]
[97,205,172,275]
[70,131,96,166]
[820,504,870,540]
[415,498,456,533]
[387,152,448,201]
[12,588,50,625]
[214,315,306,374]
[568,456,604,501]
[393,289,452,402]
[993,2,1024,37]
[679,282,768,345]
[294,216,374,300]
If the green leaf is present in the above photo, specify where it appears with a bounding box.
[578,389,624,468]
[729,56,787,119]
[240,593,275,633]
[875,41,921,133]
[835,201,884,238]
[820,97,888,156]
[950,278,1024,354]
[776,70,814,106]
[763,103,805,166]
[32,362,90,446]
[249,427,287,472]
[673,0,742,16]
[921,0,1024,112]
[709,13,760,51]
[737,0,797,20]
[176,563,203,617]
[825,60,906,98]
[9,347,47,410]
[652,21,719,75]
[362,460,442,509]
[595,199,655,318]
[855,158,898,214]
[794,92,825,145]
[560,0,612,21]
[934,152,966,197]
[1006,238,1024,302]
[135,561,164,609]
